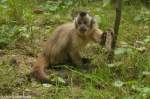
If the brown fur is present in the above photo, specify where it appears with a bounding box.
[32,13,104,82]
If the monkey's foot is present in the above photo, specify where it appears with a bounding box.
[77,64,97,73]
[81,57,91,64]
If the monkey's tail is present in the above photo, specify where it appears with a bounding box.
[30,54,68,85]
[31,55,50,83]
[31,68,49,83]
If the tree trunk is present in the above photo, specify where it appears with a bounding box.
[108,0,122,63]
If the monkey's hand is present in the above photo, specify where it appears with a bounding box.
[99,31,107,46]
[100,29,114,51]
[104,29,114,51]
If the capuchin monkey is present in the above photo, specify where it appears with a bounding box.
[31,12,106,83]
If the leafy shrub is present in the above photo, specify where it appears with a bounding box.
[134,9,150,24]
[0,0,35,25]
[0,25,31,48]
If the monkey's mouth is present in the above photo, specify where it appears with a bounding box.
[79,28,87,33]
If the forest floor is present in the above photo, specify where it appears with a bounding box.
[0,1,150,99]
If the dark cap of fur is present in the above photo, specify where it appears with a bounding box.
[79,12,87,17]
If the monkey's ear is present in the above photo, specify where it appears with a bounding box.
[90,18,97,28]
[74,17,78,28]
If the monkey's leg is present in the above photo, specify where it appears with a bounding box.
[69,51,82,67]
[69,51,96,72]
[32,54,49,83]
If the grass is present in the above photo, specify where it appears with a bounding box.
[0,0,150,99]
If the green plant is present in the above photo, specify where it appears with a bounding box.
[134,9,150,24]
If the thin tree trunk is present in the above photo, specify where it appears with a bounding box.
[108,0,122,62]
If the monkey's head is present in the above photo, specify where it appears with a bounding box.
[74,12,96,35]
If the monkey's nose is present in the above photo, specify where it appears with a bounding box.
[79,28,87,32]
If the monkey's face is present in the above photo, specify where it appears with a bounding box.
[75,12,95,34]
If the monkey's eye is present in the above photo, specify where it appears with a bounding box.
[78,21,81,25]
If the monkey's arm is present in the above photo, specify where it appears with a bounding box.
[91,28,106,46]
[92,28,114,49]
